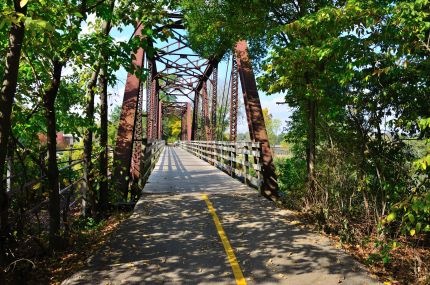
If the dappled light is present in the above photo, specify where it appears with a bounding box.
[1,1,428,284]
[63,147,378,284]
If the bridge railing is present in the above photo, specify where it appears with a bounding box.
[139,140,164,186]
[180,141,263,189]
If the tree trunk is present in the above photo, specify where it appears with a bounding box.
[43,60,63,250]
[83,0,114,216]
[82,67,100,217]
[98,60,109,214]
[306,98,317,204]
[0,1,27,270]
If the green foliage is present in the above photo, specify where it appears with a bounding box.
[275,157,307,209]
[108,105,122,146]
[262,108,282,146]
[163,115,181,143]
[74,217,106,232]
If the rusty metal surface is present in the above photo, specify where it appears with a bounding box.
[211,65,218,136]
[234,41,279,199]
[191,91,199,140]
[151,80,158,140]
[130,80,144,181]
[181,113,186,140]
[186,102,192,141]
[229,54,238,142]
[201,82,211,140]
[146,60,154,139]
[158,101,162,139]
[113,24,145,199]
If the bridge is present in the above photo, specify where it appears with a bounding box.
[111,14,279,204]
[63,14,377,285]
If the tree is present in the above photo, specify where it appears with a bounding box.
[0,1,27,258]
[262,108,281,146]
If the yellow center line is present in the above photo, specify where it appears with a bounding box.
[202,194,247,285]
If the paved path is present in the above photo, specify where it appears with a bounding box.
[63,147,379,285]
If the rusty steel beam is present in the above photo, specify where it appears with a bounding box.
[113,24,145,199]
[152,87,159,139]
[230,54,238,142]
[181,113,186,140]
[211,64,218,136]
[158,101,163,139]
[130,81,144,182]
[201,81,212,140]
[234,40,279,199]
[191,91,199,140]
[186,102,192,141]
[146,59,156,139]
[195,58,218,94]
[149,71,159,140]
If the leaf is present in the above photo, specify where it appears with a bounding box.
[386,212,396,222]
[74,12,83,18]
[410,229,416,236]
[20,0,28,7]
[32,182,41,190]
[416,222,422,233]
[407,213,415,223]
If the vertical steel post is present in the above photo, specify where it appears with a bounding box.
[158,101,163,139]
[113,24,145,199]
[230,54,238,142]
[211,64,218,137]
[181,112,186,141]
[191,91,199,140]
[201,81,211,140]
[234,40,279,199]
[152,85,159,139]
[146,59,153,139]
[187,102,192,141]
[130,80,144,181]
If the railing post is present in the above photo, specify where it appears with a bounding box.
[211,141,215,165]
[230,142,235,177]
[221,141,225,172]
[214,141,218,166]
[243,143,250,186]
[256,142,263,193]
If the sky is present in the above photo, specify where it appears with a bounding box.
[106,23,292,135]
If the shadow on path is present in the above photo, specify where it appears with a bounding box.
[62,147,379,285]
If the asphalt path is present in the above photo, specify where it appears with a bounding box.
[62,147,379,285]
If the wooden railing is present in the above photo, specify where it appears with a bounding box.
[180,141,263,189]
[138,140,164,186]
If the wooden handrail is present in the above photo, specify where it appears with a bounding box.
[180,141,263,189]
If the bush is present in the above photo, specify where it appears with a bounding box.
[275,157,307,210]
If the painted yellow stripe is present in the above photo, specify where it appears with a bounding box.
[202,194,247,285]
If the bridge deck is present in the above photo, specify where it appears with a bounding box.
[63,147,379,285]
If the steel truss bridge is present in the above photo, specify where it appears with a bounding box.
[113,14,278,200]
